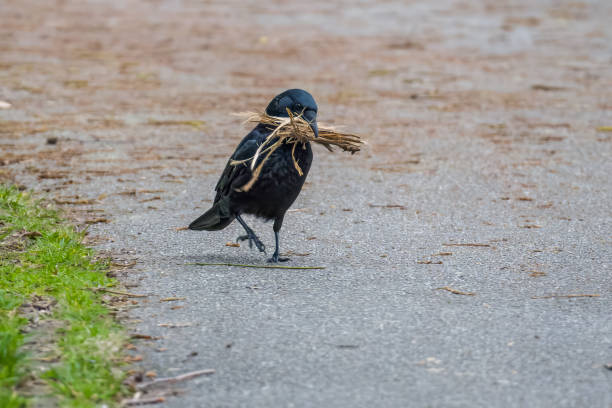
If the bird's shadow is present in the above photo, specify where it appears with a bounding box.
[184,253,269,267]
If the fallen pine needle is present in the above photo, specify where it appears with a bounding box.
[85,217,109,224]
[531,294,600,299]
[130,334,161,340]
[54,198,97,205]
[85,287,147,298]
[138,189,166,193]
[139,196,161,203]
[369,204,406,209]
[136,369,216,391]
[123,396,166,406]
[436,286,475,296]
[160,297,185,302]
[158,322,192,328]
[111,260,137,268]
[531,84,566,91]
[442,243,491,247]
[188,262,325,270]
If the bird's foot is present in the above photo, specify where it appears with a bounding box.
[236,232,266,253]
[267,252,290,263]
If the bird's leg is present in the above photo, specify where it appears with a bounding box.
[235,215,265,253]
[268,217,289,263]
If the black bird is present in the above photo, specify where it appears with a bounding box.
[189,89,318,262]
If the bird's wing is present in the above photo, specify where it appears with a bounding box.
[213,128,266,201]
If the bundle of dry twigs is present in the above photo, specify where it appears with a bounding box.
[238,110,363,154]
[229,109,363,192]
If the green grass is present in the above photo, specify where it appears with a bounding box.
[0,293,28,408]
[0,185,127,407]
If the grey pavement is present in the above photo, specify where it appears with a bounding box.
[94,123,611,408]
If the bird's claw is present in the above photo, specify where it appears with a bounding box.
[236,234,250,247]
[267,253,290,263]
[236,233,266,253]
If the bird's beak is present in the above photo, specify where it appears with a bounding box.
[302,110,318,138]
[310,121,319,138]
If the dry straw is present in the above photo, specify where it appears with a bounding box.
[230,109,363,192]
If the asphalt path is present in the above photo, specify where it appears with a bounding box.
[94,130,611,407]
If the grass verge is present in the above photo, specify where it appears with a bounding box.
[0,185,126,407]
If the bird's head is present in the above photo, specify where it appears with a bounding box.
[265,89,318,138]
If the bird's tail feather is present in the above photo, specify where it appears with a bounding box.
[188,199,234,231]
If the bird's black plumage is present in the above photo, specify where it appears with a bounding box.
[189,89,318,262]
